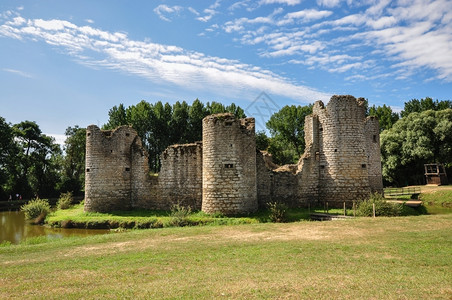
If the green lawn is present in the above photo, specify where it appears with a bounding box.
[1,214,451,299]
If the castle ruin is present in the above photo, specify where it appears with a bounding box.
[84,95,383,214]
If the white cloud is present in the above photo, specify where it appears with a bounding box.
[3,68,33,78]
[85,19,94,24]
[197,1,221,22]
[224,0,452,82]
[188,7,200,16]
[153,5,183,22]
[0,12,331,103]
[278,9,333,25]
[259,0,302,5]
[316,0,342,8]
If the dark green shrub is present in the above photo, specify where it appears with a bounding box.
[57,192,73,210]
[21,198,51,222]
[267,201,288,223]
[357,193,403,217]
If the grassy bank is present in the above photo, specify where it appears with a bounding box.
[420,187,452,207]
[1,214,451,299]
[46,204,262,229]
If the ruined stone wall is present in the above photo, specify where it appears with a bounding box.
[365,117,384,193]
[297,114,320,206]
[84,95,383,213]
[256,152,300,208]
[256,151,272,207]
[152,142,203,210]
[85,125,137,212]
[202,114,258,215]
[130,137,154,209]
[313,95,372,206]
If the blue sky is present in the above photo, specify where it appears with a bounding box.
[1,0,451,143]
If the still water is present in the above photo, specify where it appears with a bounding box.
[0,211,109,244]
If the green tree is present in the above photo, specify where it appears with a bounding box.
[266,104,313,165]
[170,101,190,144]
[103,103,128,129]
[12,121,61,198]
[59,126,86,196]
[401,97,452,117]
[126,100,153,147]
[256,131,270,151]
[187,99,206,142]
[0,117,17,199]
[368,104,399,132]
[380,109,452,186]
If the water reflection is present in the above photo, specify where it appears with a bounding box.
[0,211,109,244]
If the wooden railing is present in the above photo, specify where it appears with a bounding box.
[384,187,421,197]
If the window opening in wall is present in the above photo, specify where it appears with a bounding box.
[373,135,377,143]
[110,150,113,153]
[87,132,91,136]
[126,133,130,137]
[334,149,337,152]
[86,168,90,172]
[362,164,367,168]
[320,165,325,169]
[319,127,323,131]
[125,167,130,171]
[224,164,234,169]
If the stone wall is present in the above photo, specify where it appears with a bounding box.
[84,95,383,213]
[152,142,203,210]
[85,125,138,212]
[202,114,258,215]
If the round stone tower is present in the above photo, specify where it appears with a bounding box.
[202,113,257,215]
[84,125,137,212]
[314,95,372,205]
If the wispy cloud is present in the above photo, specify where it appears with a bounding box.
[222,0,452,82]
[259,0,302,6]
[3,68,33,78]
[197,0,222,22]
[0,12,330,103]
[154,5,184,22]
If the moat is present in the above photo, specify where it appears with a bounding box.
[0,211,109,244]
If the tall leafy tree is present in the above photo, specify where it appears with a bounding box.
[255,131,270,151]
[266,104,313,165]
[59,126,86,195]
[103,103,128,129]
[187,99,206,142]
[380,109,452,186]
[401,97,452,117]
[12,121,61,198]
[170,101,190,144]
[368,104,399,132]
[0,117,17,199]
